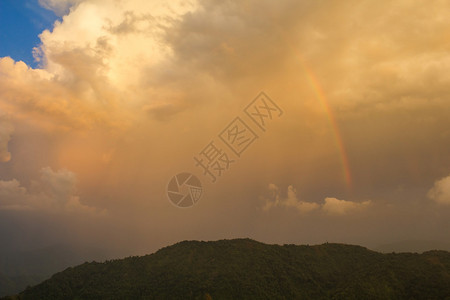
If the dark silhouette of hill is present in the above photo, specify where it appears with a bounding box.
[2,239,450,299]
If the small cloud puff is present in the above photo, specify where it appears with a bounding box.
[262,184,371,215]
[428,175,450,205]
[322,197,371,215]
[262,184,320,214]
[38,0,83,16]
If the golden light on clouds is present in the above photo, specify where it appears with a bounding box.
[1,0,450,253]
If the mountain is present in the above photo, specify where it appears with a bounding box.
[3,239,450,299]
[0,245,108,297]
[374,240,450,253]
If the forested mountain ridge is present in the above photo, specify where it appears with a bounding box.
[3,239,450,299]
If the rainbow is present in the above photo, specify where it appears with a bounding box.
[262,16,352,189]
[302,65,352,189]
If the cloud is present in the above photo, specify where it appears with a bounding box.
[0,113,14,162]
[322,197,372,216]
[0,56,116,131]
[427,175,450,205]
[262,184,371,215]
[38,0,84,16]
[262,184,320,213]
[0,0,202,135]
[0,180,28,210]
[0,167,103,214]
[0,0,450,254]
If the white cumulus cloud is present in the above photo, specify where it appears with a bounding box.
[262,184,371,215]
[262,184,320,214]
[428,175,450,205]
[322,197,371,216]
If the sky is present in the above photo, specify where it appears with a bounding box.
[0,0,450,257]
[0,0,59,67]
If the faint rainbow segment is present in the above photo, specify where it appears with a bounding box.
[266,14,352,189]
[304,67,352,189]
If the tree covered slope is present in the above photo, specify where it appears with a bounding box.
[3,239,450,299]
